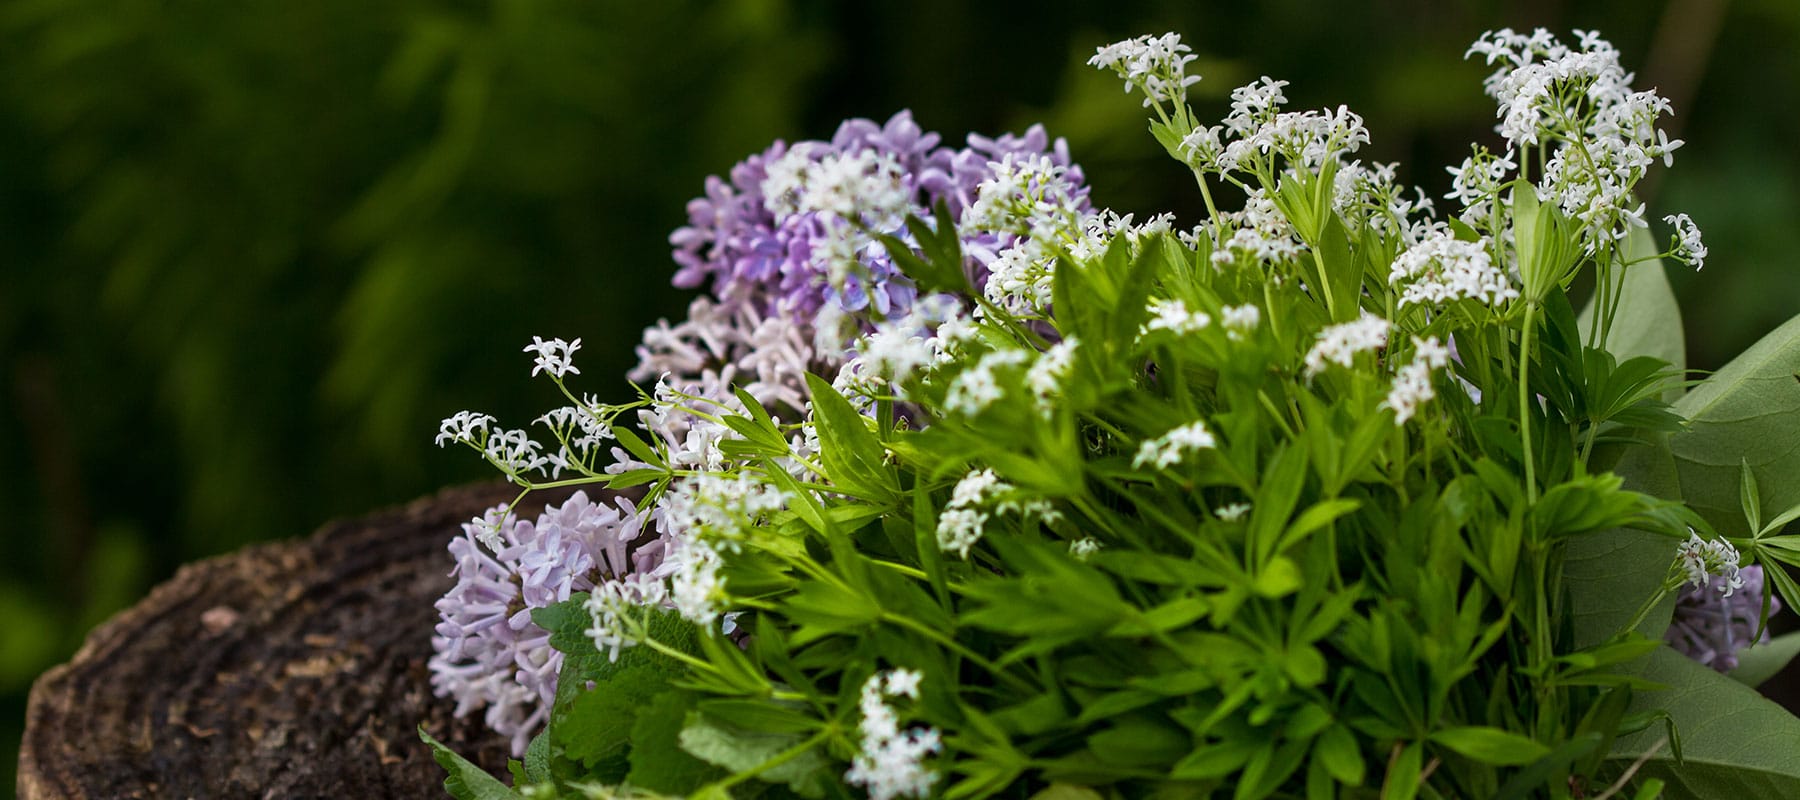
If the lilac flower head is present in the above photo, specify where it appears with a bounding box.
[650,111,1088,411]
[1667,564,1782,672]
[429,491,672,754]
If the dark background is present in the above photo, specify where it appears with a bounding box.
[4,0,1795,791]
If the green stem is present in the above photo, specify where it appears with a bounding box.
[1519,302,1540,505]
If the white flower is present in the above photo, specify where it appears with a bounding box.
[437,410,496,447]
[1069,537,1102,560]
[935,468,1035,559]
[1382,337,1451,425]
[1665,213,1707,271]
[668,539,726,626]
[885,668,923,699]
[1221,304,1260,340]
[1088,33,1201,107]
[1142,298,1211,336]
[1216,502,1252,522]
[1026,338,1080,412]
[1133,421,1218,470]
[1225,77,1290,136]
[1389,232,1517,308]
[1676,532,1745,598]
[846,671,942,800]
[944,349,1028,417]
[583,574,668,662]
[1303,311,1391,378]
[524,336,582,379]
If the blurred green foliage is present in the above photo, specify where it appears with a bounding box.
[2,0,1795,792]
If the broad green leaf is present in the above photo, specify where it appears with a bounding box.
[1029,785,1107,800]
[1610,646,1800,799]
[679,713,831,798]
[1727,630,1800,689]
[1577,228,1684,376]
[1563,437,1683,648]
[419,726,523,800]
[1666,314,1800,536]
[627,690,723,794]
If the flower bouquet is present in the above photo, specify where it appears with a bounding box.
[420,29,1800,800]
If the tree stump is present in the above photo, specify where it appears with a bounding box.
[19,481,580,800]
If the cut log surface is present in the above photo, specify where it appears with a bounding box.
[20,481,581,800]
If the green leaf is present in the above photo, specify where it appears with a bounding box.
[1727,630,1800,688]
[1563,437,1684,648]
[556,663,665,772]
[419,726,523,800]
[1577,228,1685,377]
[627,690,724,794]
[531,594,599,657]
[679,713,831,798]
[803,372,899,503]
[1669,313,1800,537]
[1028,784,1107,800]
[1428,726,1551,766]
[1610,646,1800,798]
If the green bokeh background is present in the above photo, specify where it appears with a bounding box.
[3,0,1795,792]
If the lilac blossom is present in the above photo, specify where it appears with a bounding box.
[649,111,1088,409]
[429,491,672,754]
[1667,564,1781,672]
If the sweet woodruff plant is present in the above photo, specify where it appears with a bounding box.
[421,28,1800,800]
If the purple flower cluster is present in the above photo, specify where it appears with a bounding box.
[429,491,672,754]
[1666,564,1782,672]
[668,110,1084,319]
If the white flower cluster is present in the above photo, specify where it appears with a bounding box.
[1303,311,1391,378]
[1468,28,1633,148]
[524,336,583,379]
[845,670,941,800]
[1087,33,1201,108]
[437,409,553,503]
[1132,420,1218,470]
[1381,337,1451,425]
[1333,160,1438,244]
[1465,29,1686,252]
[1142,298,1212,336]
[536,398,616,478]
[1025,337,1080,413]
[1221,304,1260,340]
[659,470,793,543]
[944,349,1029,416]
[581,573,669,662]
[963,154,1091,317]
[1445,148,1518,225]
[1221,105,1371,172]
[933,468,1058,559]
[667,538,727,626]
[1676,531,1745,598]
[936,469,1008,559]
[1665,213,1707,271]
[1388,232,1518,308]
[1209,189,1306,267]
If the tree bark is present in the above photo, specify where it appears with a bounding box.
[19,481,580,800]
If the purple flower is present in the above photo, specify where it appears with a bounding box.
[430,491,672,754]
[648,111,1088,406]
[1666,564,1782,672]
